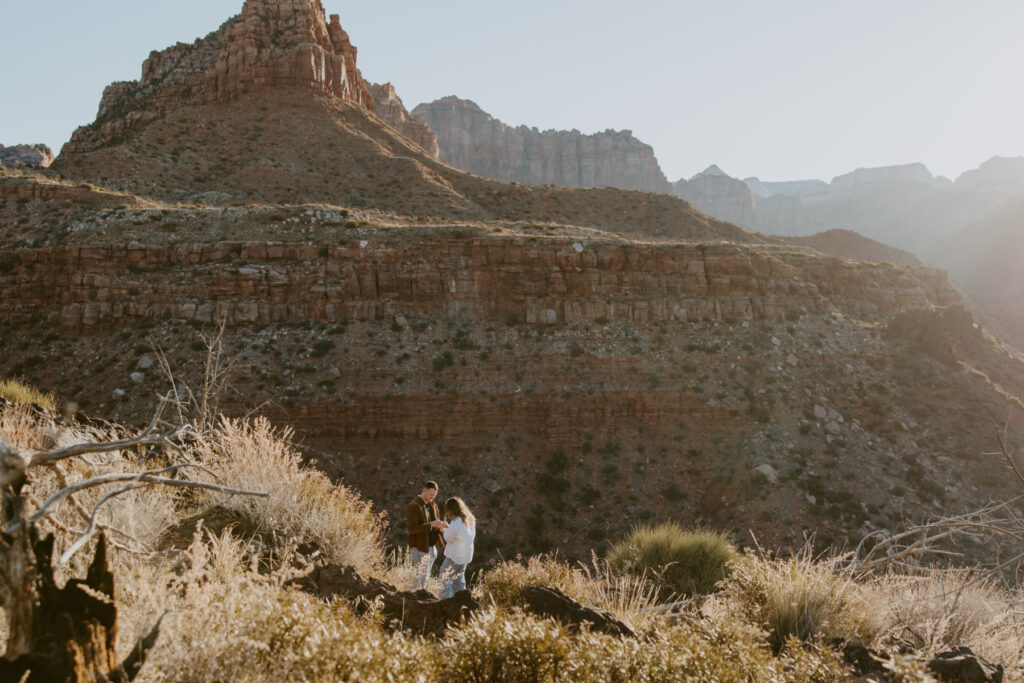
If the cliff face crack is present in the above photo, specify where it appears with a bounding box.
[699,246,713,298]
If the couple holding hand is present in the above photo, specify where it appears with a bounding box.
[405,481,476,598]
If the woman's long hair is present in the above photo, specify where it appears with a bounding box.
[444,497,475,527]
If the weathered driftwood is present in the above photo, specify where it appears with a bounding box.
[520,585,636,637]
[312,564,479,636]
[0,532,161,682]
[0,397,263,681]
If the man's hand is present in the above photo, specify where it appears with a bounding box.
[429,520,446,529]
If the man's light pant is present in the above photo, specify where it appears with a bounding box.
[410,545,437,591]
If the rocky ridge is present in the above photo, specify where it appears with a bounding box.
[412,96,672,193]
[368,83,439,158]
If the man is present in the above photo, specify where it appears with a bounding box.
[405,480,446,591]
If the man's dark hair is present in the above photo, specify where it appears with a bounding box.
[423,481,438,491]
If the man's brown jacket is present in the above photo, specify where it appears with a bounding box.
[406,495,445,553]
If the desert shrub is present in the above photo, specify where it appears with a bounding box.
[310,339,335,357]
[0,378,56,411]
[721,549,884,650]
[439,608,570,682]
[192,417,385,573]
[608,523,739,597]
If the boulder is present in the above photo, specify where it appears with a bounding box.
[927,647,1003,683]
[519,585,635,637]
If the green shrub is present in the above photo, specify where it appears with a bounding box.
[0,378,56,411]
[608,523,738,597]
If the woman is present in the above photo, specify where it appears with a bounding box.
[439,496,476,598]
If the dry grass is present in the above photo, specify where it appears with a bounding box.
[0,378,56,411]
[871,570,1024,669]
[721,548,887,651]
[2,403,1022,680]
[190,417,386,574]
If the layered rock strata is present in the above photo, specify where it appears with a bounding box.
[0,237,958,335]
[368,83,439,158]
[412,96,671,193]
[65,0,373,152]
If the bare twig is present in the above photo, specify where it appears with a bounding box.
[28,463,219,525]
[996,426,1024,489]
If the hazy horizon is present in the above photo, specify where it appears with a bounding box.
[2,0,1022,183]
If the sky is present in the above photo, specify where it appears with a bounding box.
[2,0,1023,183]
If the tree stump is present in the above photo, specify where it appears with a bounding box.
[0,532,161,682]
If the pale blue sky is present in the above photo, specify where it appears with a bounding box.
[2,0,1022,182]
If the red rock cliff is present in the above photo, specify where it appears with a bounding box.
[0,237,958,335]
[65,0,373,151]
[368,83,440,158]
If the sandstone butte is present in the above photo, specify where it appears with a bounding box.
[4,0,1024,561]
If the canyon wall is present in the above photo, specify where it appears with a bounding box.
[412,96,672,193]
[0,236,958,336]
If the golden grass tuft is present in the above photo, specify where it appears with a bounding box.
[608,522,739,597]
[720,548,886,651]
[0,378,56,411]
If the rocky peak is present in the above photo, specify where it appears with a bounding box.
[692,164,727,179]
[66,0,373,151]
[0,144,54,168]
[673,166,758,228]
[368,83,440,158]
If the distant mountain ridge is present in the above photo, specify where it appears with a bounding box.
[411,96,672,193]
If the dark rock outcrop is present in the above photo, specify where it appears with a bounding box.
[312,564,477,636]
[927,647,1004,683]
[519,585,635,637]
[412,96,671,193]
